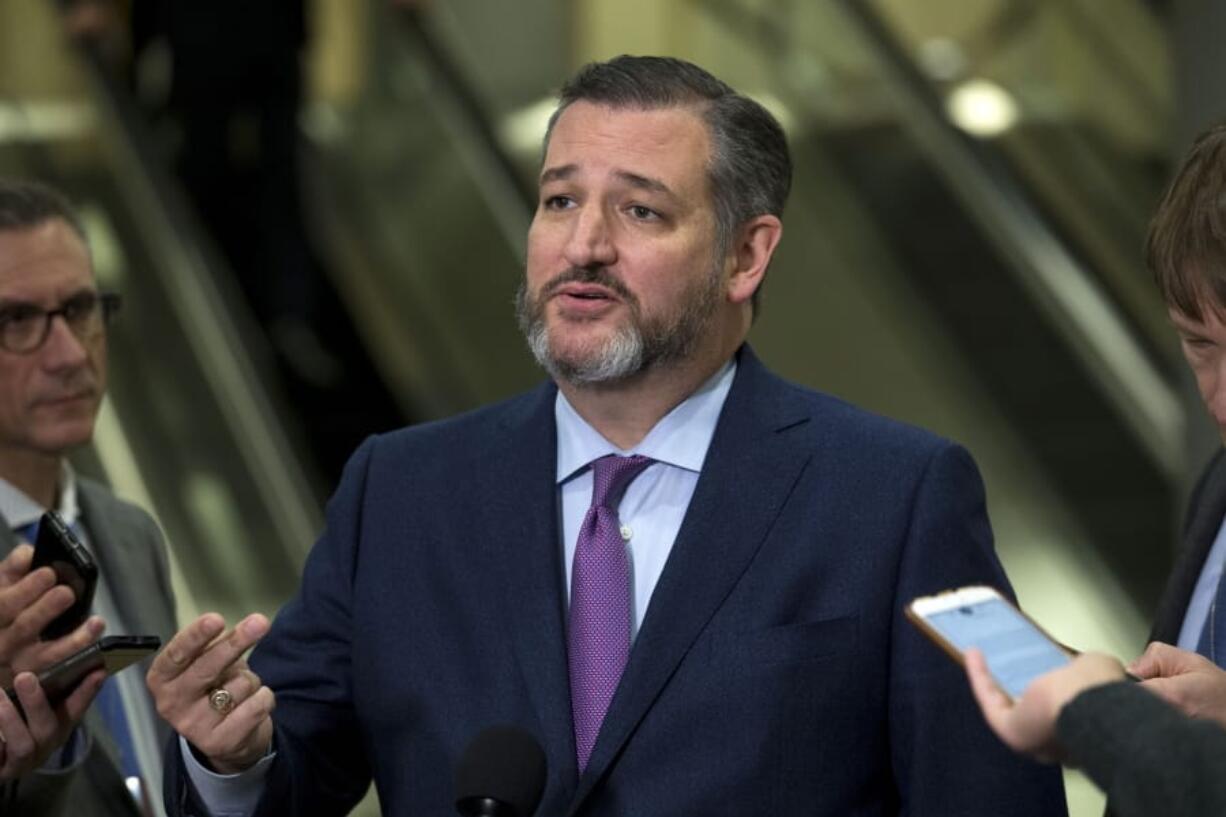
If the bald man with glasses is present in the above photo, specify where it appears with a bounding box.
[0,179,177,817]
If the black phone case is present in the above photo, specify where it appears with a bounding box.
[5,635,161,710]
[30,511,99,640]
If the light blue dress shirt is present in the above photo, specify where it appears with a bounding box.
[557,360,735,638]
[1177,513,1226,654]
[188,359,737,816]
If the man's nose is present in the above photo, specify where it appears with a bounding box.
[40,314,90,368]
[564,207,617,269]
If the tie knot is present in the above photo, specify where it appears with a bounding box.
[589,454,654,511]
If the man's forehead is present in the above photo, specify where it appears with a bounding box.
[541,103,711,192]
[0,220,93,296]
[1169,302,1226,330]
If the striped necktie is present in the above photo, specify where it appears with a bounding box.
[1197,572,1226,668]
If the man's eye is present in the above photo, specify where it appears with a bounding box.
[629,205,659,220]
[543,195,574,210]
[0,305,41,326]
[61,293,98,320]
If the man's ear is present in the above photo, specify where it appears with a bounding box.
[726,214,783,305]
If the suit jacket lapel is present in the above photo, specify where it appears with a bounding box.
[78,482,146,637]
[478,383,581,787]
[570,348,813,808]
[1152,449,1226,643]
[0,523,18,560]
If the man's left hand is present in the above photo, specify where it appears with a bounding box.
[0,668,105,780]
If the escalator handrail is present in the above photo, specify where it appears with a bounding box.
[838,0,1184,479]
[386,7,537,256]
[72,41,324,563]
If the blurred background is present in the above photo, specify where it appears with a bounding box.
[1,0,1222,813]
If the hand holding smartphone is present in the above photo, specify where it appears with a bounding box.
[30,511,99,640]
[4,635,161,712]
[906,585,1072,699]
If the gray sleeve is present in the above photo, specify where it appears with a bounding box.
[1056,681,1226,817]
[6,727,125,817]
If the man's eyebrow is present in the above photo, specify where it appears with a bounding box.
[0,288,96,311]
[538,165,679,202]
[539,164,578,185]
[613,170,677,201]
[1169,309,1206,331]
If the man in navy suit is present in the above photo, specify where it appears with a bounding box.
[149,56,1066,816]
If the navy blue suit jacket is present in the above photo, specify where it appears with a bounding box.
[167,347,1065,816]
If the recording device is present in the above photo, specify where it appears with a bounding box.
[30,510,98,640]
[4,635,161,713]
[454,725,547,817]
[907,585,1072,699]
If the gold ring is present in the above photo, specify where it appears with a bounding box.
[208,687,234,714]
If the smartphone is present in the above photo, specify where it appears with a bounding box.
[906,585,1072,699]
[30,511,98,640]
[4,635,161,711]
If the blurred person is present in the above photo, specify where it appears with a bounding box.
[964,649,1226,817]
[1134,122,1226,728]
[151,56,1066,816]
[0,179,176,816]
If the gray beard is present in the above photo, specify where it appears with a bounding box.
[514,264,722,387]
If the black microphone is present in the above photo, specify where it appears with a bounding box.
[454,725,547,817]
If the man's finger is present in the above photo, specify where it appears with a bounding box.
[1128,642,1204,679]
[207,685,276,764]
[1,585,80,651]
[31,615,107,670]
[148,613,227,683]
[59,668,106,722]
[180,615,271,691]
[0,545,34,587]
[177,615,269,683]
[0,691,34,779]
[0,568,60,628]
[965,649,1012,732]
[12,672,58,746]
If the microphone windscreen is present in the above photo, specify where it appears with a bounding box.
[454,725,547,817]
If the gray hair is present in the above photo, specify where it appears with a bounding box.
[0,178,88,244]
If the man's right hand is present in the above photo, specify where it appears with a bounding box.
[964,648,1125,763]
[0,544,106,687]
[147,613,275,774]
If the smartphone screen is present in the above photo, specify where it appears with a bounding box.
[922,596,1070,698]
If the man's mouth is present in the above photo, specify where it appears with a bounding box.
[556,284,616,302]
[37,389,94,407]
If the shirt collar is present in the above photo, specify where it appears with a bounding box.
[556,359,737,484]
[0,460,80,530]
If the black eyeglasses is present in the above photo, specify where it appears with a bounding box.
[0,291,122,354]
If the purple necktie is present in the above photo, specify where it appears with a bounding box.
[568,454,653,773]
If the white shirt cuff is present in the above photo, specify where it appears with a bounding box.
[179,734,275,817]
